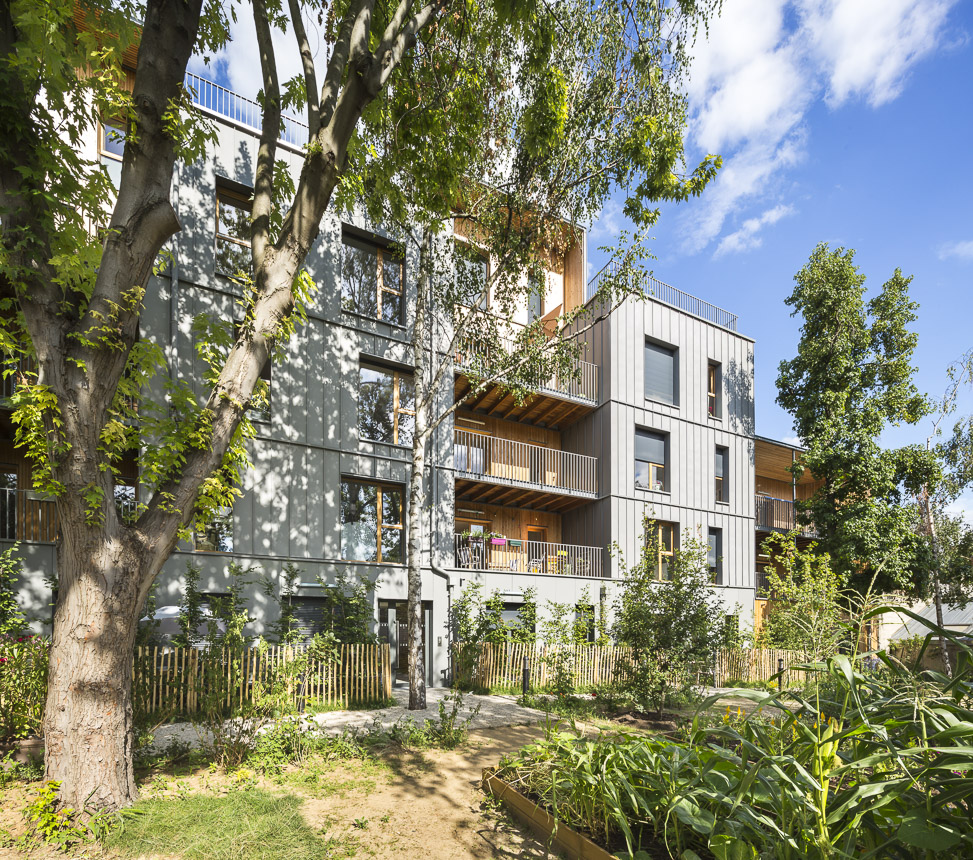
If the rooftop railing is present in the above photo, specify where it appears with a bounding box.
[588,261,739,332]
[453,535,605,578]
[454,429,597,496]
[184,72,310,149]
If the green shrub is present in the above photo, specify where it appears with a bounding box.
[0,634,48,741]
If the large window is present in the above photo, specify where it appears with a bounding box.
[358,364,415,446]
[196,507,233,553]
[340,479,404,563]
[707,361,721,417]
[645,520,677,581]
[216,188,253,278]
[455,242,489,309]
[708,528,723,584]
[635,428,667,491]
[715,446,728,503]
[645,340,676,404]
[341,233,404,323]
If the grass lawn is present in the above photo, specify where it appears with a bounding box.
[106,789,335,860]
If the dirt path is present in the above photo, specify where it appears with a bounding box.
[301,724,562,860]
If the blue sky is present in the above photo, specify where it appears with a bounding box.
[588,0,973,518]
[196,0,973,517]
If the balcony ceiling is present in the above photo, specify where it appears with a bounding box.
[453,377,594,429]
[755,438,818,486]
[455,477,594,512]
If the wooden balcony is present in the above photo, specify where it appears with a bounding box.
[454,321,598,429]
[755,495,817,537]
[0,488,58,542]
[454,429,597,512]
[453,535,605,578]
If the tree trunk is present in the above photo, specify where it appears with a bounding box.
[920,487,952,677]
[407,233,433,711]
[43,540,147,811]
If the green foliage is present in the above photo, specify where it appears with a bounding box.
[756,533,850,658]
[540,601,577,697]
[499,613,973,859]
[0,544,27,637]
[776,244,932,592]
[262,562,302,645]
[174,561,207,649]
[20,780,118,850]
[316,571,378,644]
[0,634,48,741]
[613,521,728,715]
[370,691,480,751]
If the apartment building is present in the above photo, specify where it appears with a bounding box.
[5,71,781,687]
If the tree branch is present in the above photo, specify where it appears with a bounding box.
[251,0,282,268]
[288,0,320,138]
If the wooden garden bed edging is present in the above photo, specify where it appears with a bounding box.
[481,769,615,860]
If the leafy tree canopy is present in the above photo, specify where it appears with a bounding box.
[776,243,931,593]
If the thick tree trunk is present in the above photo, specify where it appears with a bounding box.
[407,433,427,710]
[43,539,148,811]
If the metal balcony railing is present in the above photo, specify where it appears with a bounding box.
[453,535,605,578]
[588,261,738,332]
[755,495,817,537]
[455,318,598,404]
[184,72,309,149]
[454,429,597,496]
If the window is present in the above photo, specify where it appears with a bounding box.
[114,481,137,522]
[196,507,233,553]
[358,364,415,446]
[635,428,666,491]
[715,447,728,503]
[645,341,676,404]
[340,479,404,563]
[341,232,404,323]
[707,362,721,417]
[0,468,16,541]
[645,520,677,581]
[216,188,252,278]
[527,269,544,322]
[575,604,596,643]
[100,119,126,188]
[708,528,723,584]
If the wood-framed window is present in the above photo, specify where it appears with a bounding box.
[708,527,723,584]
[195,506,233,553]
[635,428,667,491]
[707,361,721,417]
[715,446,728,503]
[645,340,676,405]
[341,231,404,324]
[645,520,677,581]
[358,363,415,446]
[340,479,404,563]
[216,187,252,278]
[99,119,127,161]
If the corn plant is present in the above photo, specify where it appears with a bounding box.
[496,606,973,860]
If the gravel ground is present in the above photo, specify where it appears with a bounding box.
[143,686,547,755]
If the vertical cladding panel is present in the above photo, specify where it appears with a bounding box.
[322,447,341,560]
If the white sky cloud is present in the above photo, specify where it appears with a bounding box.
[780,434,804,447]
[939,239,973,261]
[715,204,797,257]
[676,0,958,255]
